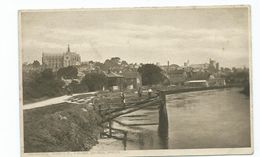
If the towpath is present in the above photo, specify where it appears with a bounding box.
[23,91,97,110]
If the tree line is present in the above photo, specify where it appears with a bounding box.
[23,63,168,103]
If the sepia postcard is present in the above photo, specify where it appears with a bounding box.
[19,5,253,157]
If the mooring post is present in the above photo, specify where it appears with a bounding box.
[158,91,169,149]
[159,91,166,105]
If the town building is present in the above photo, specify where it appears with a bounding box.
[104,71,125,91]
[189,71,210,80]
[208,78,226,86]
[160,61,179,73]
[184,80,209,87]
[208,58,219,73]
[122,71,142,90]
[103,70,142,91]
[42,45,81,71]
[181,58,219,73]
[189,63,209,72]
[167,69,188,85]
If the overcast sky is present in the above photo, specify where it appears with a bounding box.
[21,7,250,68]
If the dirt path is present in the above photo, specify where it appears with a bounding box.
[23,91,97,110]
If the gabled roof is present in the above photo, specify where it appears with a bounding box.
[122,71,140,78]
[103,71,124,78]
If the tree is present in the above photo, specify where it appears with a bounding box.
[23,69,65,101]
[80,73,107,92]
[94,62,106,71]
[137,64,165,86]
[121,60,128,67]
[32,60,41,68]
[103,57,121,71]
[57,66,78,79]
[41,68,54,79]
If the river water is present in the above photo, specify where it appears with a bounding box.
[111,87,251,150]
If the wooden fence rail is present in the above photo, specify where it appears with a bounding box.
[100,120,128,150]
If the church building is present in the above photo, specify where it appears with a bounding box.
[42,45,81,71]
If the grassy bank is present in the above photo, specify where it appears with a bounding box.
[23,90,157,153]
[23,102,102,152]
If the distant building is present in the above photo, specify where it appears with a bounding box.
[104,70,124,91]
[186,58,219,73]
[208,58,219,73]
[167,69,188,85]
[42,45,81,71]
[184,60,190,67]
[184,80,209,87]
[189,63,209,72]
[208,78,226,86]
[103,70,142,91]
[189,71,210,80]
[122,71,142,90]
[160,62,179,73]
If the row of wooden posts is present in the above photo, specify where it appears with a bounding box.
[98,91,167,151]
[100,119,128,150]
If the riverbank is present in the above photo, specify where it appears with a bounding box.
[23,85,248,152]
[23,90,156,152]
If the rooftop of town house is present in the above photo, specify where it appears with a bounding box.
[103,71,124,78]
[186,80,207,83]
[121,71,140,78]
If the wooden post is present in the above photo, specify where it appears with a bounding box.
[158,91,169,149]
[109,120,112,137]
[123,131,127,150]
[159,91,166,105]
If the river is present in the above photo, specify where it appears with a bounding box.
[93,87,251,151]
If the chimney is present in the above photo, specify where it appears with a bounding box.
[67,44,70,53]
